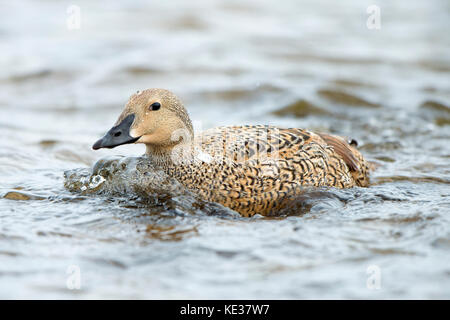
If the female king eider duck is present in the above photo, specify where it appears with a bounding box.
[93,88,371,217]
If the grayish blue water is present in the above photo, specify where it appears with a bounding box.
[0,0,449,298]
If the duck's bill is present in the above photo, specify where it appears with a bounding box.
[92,114,140,150]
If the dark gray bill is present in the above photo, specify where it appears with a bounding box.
[92,114,139,150]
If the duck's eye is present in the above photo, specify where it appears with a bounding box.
[149,102,161,111]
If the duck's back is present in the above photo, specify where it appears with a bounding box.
[195,125,370,187]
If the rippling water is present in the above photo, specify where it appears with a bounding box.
[0,0,449,299]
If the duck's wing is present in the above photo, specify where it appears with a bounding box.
[271,128,371,187]
[196,125,313,162]
[195,125,371,187]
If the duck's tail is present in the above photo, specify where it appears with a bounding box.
[318,133,373,187]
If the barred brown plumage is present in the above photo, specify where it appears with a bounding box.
[93,88,372,217]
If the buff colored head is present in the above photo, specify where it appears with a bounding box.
[92,89,193,152]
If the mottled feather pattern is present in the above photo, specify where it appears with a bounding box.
[153,125,371,217]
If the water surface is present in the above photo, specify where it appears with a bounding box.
[0,0,449,299]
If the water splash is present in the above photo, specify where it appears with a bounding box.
[64,155,187,196]
[63,155,240,218]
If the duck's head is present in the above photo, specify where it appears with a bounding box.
[92,89,193,153]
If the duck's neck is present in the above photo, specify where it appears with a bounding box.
[145,141,196,167]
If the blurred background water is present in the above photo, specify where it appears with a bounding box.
[0,0,449,299]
